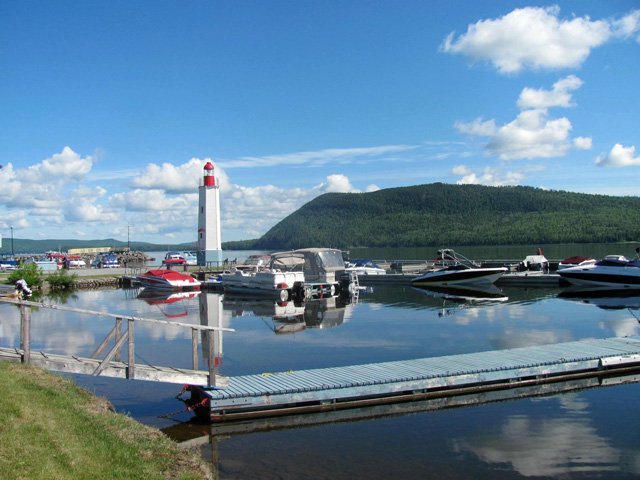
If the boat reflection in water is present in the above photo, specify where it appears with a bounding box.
[136,289,201,318]
[413,284,508,317]
[222,293,355,335]
[558,285,640,312]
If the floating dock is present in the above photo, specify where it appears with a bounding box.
[189,336,640,422]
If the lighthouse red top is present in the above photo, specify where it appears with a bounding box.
[203,162,216,187]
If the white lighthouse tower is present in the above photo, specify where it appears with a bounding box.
[197,162,222,266]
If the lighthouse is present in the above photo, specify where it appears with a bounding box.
[197,162,222,266]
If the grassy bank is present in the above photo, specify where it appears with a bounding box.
[0,363,210,480]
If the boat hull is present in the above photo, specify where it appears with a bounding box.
[557,265,640,288]
[412,267,507,287]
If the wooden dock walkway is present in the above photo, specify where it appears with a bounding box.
[0,347,219,385]
[189,336,640,421]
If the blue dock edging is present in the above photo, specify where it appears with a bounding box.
[193,336,640,421]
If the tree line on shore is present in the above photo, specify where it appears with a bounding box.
[225,183,640,250]
[4,183,639,253]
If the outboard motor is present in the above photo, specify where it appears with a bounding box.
[339,271,357,296]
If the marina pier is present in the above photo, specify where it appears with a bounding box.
[187,336,640,421]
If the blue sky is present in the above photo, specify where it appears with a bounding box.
[1,1,639,245]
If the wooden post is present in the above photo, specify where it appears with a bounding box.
[19,305,31,364]
[115,318,122,362]
[208,339,217,388]
[192,328,199,370]
[128,319,135,379]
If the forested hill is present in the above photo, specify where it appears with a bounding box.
[229,183,640,249]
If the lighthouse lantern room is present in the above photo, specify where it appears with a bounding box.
[197,162,222,266]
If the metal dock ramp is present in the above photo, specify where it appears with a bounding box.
[191,336,640,421]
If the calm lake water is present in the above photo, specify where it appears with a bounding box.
[2,244,640,479]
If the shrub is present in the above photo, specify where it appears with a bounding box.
[7,262,43,289]
[46,269,77,289]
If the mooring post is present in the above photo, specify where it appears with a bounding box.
[19,304,31,364]
[192,328,199,370]
[127,319,135,379]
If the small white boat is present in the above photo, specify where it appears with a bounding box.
[136,269,201,290]
[557,252,640,288]
[181,252,197,266]
[346,259,386,275]
[91,253,120,269]
[517,252,549,272]
[557,256,596,270]
[65,256,86,268]
[24,257,59,271]
[412,249,507,287]
[162,251,187,266]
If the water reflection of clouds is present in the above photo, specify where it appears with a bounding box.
[490,329,574,350]
[454,393,628,476]
[600,317,640,338]
[231,328,415,349]
[44,330,95,356]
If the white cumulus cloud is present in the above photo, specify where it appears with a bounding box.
[596,144,640,167]
[517,75,584,109]
[441,6,639,74]
[323,174,360,193]
[456,77,590,160]
[129,158,231,194]
[455,167,524,186]
[486,109,573,160]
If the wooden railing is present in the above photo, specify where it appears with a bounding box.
[0,297,234,387]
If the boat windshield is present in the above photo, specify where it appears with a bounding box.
[317,250,345,268]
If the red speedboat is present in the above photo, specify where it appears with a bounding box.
[136,269,201,290]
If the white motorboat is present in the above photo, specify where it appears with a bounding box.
[557,253,640,288]
[412,249,507,287]
[221,267,305,302]
[136,269,201,290]
[271,248,356,297]
[221,248,356,301]
[346,259,386,275]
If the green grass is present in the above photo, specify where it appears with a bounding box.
[0,363,211,480]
